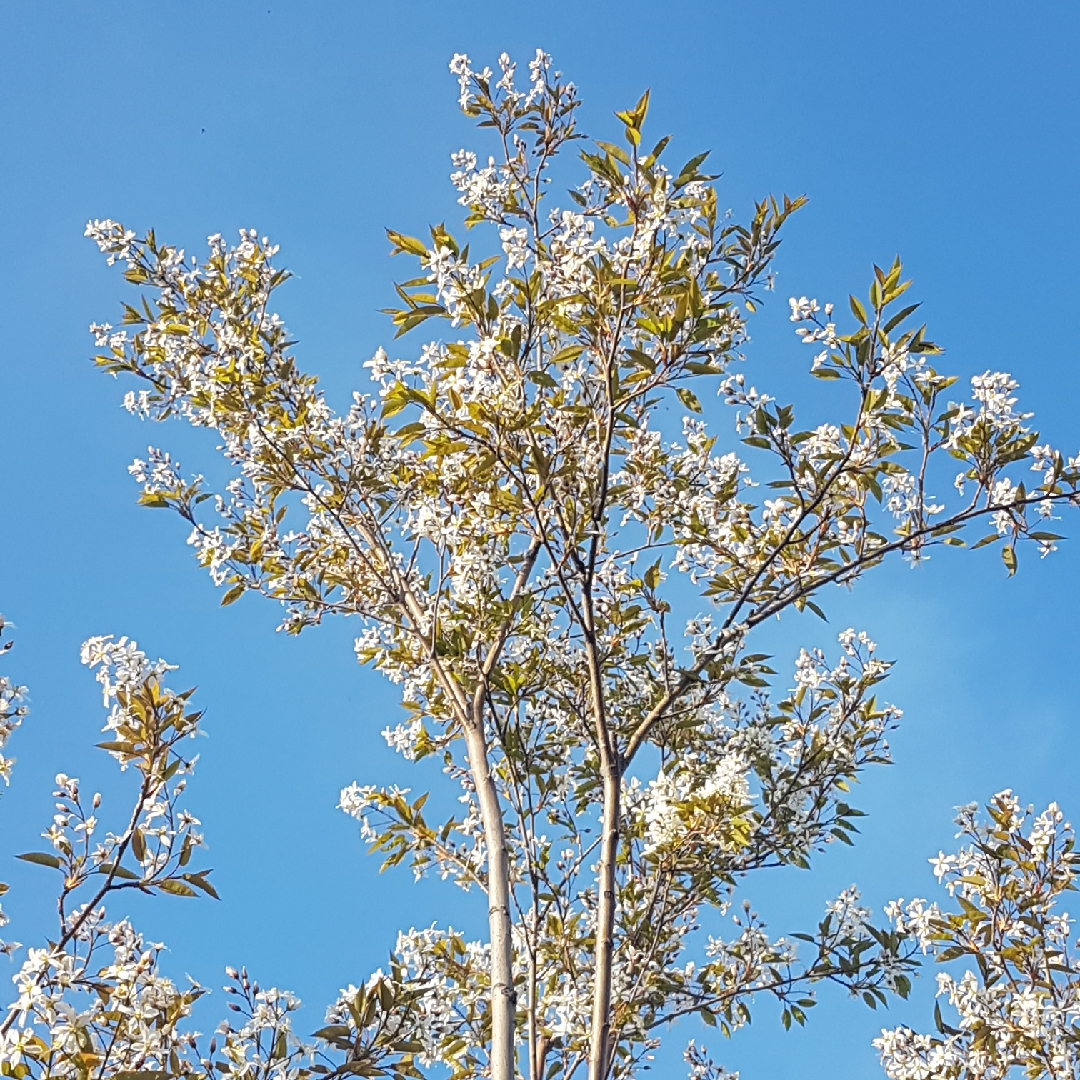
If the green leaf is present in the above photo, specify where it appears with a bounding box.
[883,303,920,335]
[1002,543,1018,576]
[97,862,140,880]
[313,1025,353,1043]
[551,344,584,365]
[385,230,427,258]
[96,740,137,753]
[643,561,662,590]
[220,583,245,607]
[675,151,711,186]
[17,852,60,869]
[381,393,410,418]
[645,134,672,164]
[676,387,702,413]
[182,872,220,900]
[158,879,198,897]
[615,89,650,133]
[594,140,631,166]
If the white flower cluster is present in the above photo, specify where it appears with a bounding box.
[80,634,176,708]
[0,919,203,1078]
[338,777,484,888]
[84,219,136,266]
[215,968,309,1080]
[635,752,750,860]
[685,1039,739,1080]
[323,925,491,1069]
[450,49,556,114]
[617,417,747,583]
[825,885,871,938]
[790,295,838,367]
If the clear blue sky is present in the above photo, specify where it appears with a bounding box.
[1,3,1079,1077]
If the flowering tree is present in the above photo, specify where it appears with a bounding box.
[0,633,227,1078]
[81,49,1080,1080]
[0,632,402,1080]
[875,792,1080,1080]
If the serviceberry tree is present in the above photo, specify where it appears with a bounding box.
[0,631,224,1078]
[875,792,1080,1080]
[0,631,384,1080]
[80,49,1080,1080]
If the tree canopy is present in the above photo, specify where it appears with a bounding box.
[0,47,1077,1080]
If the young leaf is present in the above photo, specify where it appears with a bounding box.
[17,852,60,869]
[676,387,702,413]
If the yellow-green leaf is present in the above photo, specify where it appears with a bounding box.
[676,387,702,413]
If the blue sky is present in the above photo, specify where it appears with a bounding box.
[1,2,1079,1077]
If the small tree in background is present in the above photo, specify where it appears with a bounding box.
[876,792,1080,1080]
[76,49,1080,1080]
[0,632,327,1080]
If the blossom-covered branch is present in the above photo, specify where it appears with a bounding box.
[0,636,219,1076]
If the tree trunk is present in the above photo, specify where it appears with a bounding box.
[588,754,621,1080]
[462,718,517,1080]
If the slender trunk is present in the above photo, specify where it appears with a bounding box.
[527,949,537,1080]
[588,764,621,1080]
[527,916,540,1080]
[426,539,538,1080]
[462,718,517,1080]
[581,616,620,1080]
